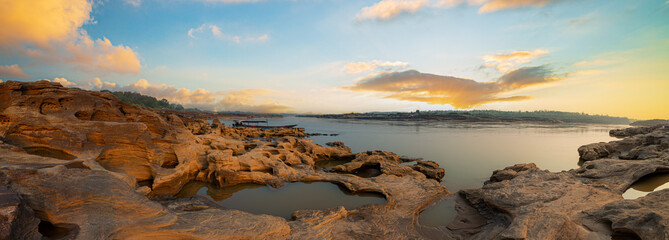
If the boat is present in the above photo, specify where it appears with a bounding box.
[232,120,297,129]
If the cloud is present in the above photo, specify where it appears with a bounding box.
[0,0,91,48]
[0,0,142,75]
[346,66,561,108]
[0,65,30,79]
[201,0,263,3]
[478,0,564,13]
[343,60,409,75]
[82,79,291,113]
[218,89,293,113]
[357,0,429,21]
[40,77,80,87]
[128,0,263,7]
[358,0,565,20]
[125,0,142,7]
[573,59,624,67]
[87,77,118,89]
[53,78,79,87]
[188,24,269,44]
[483,49,549,73]
[64,37,142,74]
[569,18,590,25]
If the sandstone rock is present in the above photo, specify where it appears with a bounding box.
[579,128,669,161]
[580,189,669,240]
[610,125,661,138]
[439,127,669,240]
[0,176,41,240]
[0,81,451,239]
[412,160,446,181]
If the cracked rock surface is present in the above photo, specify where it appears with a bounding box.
[0,81,448,239]
[426,126,669,240]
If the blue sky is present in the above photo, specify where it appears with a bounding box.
[1,0,667,118]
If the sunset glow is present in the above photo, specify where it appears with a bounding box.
[0,0,667,119]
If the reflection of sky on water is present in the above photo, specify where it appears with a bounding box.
[219,116,620,191]
[623,173,669,199]
[177,181,386,219]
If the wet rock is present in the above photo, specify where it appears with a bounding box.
[446,127,669,239]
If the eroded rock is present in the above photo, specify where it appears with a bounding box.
[441,127,669,239]
[0,81,449,239]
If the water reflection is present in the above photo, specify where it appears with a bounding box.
[177,181,386,219]
[419,196,457,227]
[623,173,669,199]
[217,117,619,192]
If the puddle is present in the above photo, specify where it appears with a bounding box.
[623,173,669,199]
[400,161,417,166]
[419,197,457,227]
[176,181,386,219]
[315,159,351,170]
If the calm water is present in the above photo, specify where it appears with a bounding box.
[220,116,621,191]
[177,181,386,219]
[623,173,669,199]
[210,117,651,225]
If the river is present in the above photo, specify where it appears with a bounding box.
[187,117,661,224]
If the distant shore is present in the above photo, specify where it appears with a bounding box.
[299,110,632,125]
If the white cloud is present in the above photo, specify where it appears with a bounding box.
[343,60,409,75]
[188,24,269,44]
[53,77,78,87]
[125,0,142,7]
[483,49,549,73]
[357,0,429,21]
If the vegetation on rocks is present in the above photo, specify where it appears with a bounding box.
[100,90,200,112]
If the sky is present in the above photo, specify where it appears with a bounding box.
[0,0,667,119]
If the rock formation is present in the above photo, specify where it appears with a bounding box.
[2,80,666,240]
[424,126,669,239]
[0,81,448,239]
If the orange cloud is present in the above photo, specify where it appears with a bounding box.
[86,79,291,113]
[483,49,549,73]
[0,0,91,48]
[66,37,142,74]
[357,0,429,20]
[52,78,78,87]
[347,66,561,108]
[479,0,564,13]
[0,64,30,79]
[358,0,566,20]
[0,0,142,74]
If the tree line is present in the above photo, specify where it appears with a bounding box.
[101,90,201,112]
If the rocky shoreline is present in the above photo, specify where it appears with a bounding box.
[0,81,667,239]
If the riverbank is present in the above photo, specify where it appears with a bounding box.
[0,81,666,239]
[301,110,631,125]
